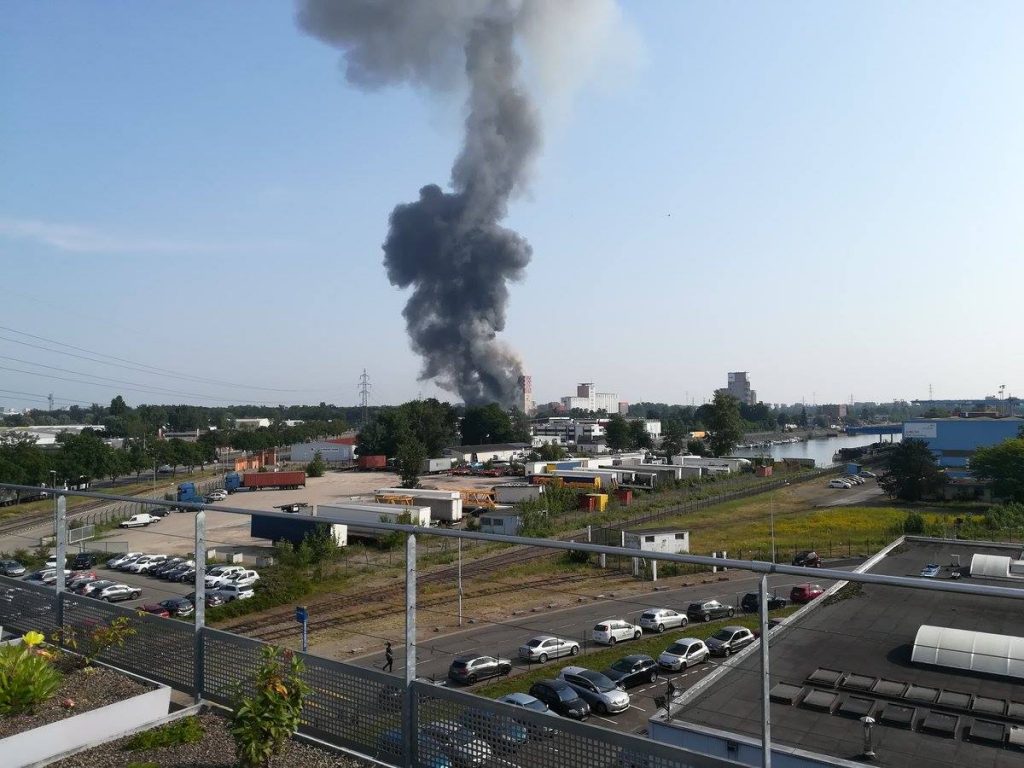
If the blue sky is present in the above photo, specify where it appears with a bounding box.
[2,2,1022,411]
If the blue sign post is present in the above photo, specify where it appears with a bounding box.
[295,606,308,653]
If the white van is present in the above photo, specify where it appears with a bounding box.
[828,479,851,489]
[119,513,158,528]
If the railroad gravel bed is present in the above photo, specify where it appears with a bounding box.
[0,665,149,740]
[50,711,372,768]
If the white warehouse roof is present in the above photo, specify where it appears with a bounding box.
[912,624,1024,679]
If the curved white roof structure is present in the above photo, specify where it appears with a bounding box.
[912,625,1024,679]
[970,553,1011,579]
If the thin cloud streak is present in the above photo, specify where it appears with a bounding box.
[0,216,265,255]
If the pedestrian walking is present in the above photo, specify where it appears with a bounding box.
[384,641,394,672]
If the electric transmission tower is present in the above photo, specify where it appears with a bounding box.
[358,369,371,426]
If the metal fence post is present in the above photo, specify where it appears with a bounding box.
[404,533,417,768]
[759,574,772,768]
[55,494,67,630]
[194,510,206,704]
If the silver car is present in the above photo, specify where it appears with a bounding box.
[518,635,580,663]
[639,608,688,633]
[658,638,710,671]
[558,666,630,715]
[420,720,492,766]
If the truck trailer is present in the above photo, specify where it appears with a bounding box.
[225,471,306,492]
[374,487,462,523]
[316,503,431,539]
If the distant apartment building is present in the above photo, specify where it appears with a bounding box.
[561,382,622,413]
[821,404,848,421]
[716,372,757,406]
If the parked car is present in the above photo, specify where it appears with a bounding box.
[169,566,196,583]
[224,569,260,587]
[792,551,822,568]
[920,563,941,578]
[518,635,579,663]
[158,597,195,617]
[420,720,493,767]
[157,465,174,474]
[115,554,146,571]
[107,552,143,569]
[160,561,195,580]
[658,638,710,671]
[66,572,99,591]
[639,608,688,633]
[376,727,452,768]
[150,557,185,577]
[40,568,72,585]
[458,708,529,753]
[215,584,255,602]
[447,655,511,685]
[186,591,224,607]
[740,593,788,612]
[119,513,159,528]
[860,470,877,479]
[602,655,658,689]
[204,565,246,589]
[790,583,825,603]
[495,692,558,737]
[95,583,141,603]
[127,554,168,574]
[528,679,590,720]
[204,489,228,503]
[0,560,25,577]
[706,626,756,657]
[70,553,96,569]
[686,600,734,623]
[592,618,643,645]
[139,603,171,618]
[828,479,851,489]
[78,579,115,596]
[45,556,68,569]
[558,666,630,715]
[844,475,865,485]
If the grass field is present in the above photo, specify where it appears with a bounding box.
[474,606,800,699]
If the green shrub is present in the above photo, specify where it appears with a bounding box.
[207,570,312,622]
[125,715,205,751]
[903,511,926,535]
[0,631,62,715]
[305,451,327,478]
[230,646,310,768]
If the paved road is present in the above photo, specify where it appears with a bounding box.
[815,482,884,507]
[351,562,857,735]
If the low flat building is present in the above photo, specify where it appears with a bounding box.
[445,443,531,464]
[903,416,1024,475]
[479,510,526,537]
[290,438,355,463]
[652,538,1024,767]
[623,526,690,555]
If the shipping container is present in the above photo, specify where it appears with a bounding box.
[493,483,544,504]
[317,503,431,538]
[242,471,306,490]
[375,487,462,522]
[357,455,388,471]
[420,457,455,474]
[250,514,347,548]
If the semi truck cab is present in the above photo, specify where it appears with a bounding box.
[225,472,243,493]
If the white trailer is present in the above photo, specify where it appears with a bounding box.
[421,457,455,474]
[493,483,544,504]
[374,487,463,523]
[316,503,431,538]
[672,455,752,473]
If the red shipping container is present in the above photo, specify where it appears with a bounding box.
[614,488,633,505]
[242,471,306,490]
[357,455,387,470]
[578,494,597,512]
[755,465,774,477]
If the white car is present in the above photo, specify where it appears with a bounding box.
[592,618,643,646]
[215,583,255,602]
[225,569,260,588]
[844,475,865,485]
[127,554,168,574]
[639,608,688,633]
[658,638,710,671]
[120,513,159,528]
[108,552,143,569]
[518,635,580,663]
[205,565,246,589]
[828,479,851,489]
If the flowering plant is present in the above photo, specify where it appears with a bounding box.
[0,629,63,715]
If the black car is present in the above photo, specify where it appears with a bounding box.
[447,655,512,685]
[740,593,788,613]
[686,600,734,622]
[70,553,96,570]
[528,679,590,720]
[602,655,659,689]
[151,558,185,577]
[792,550,821,568]
[158,597,194,617]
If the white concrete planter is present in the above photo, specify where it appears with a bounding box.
[0,670,170,768]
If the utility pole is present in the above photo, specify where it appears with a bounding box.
[358,369,371,427]
[48,392,54,412]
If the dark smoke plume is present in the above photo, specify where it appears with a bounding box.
[297,1,539,407]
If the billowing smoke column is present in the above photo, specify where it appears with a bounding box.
[297,1,539,407]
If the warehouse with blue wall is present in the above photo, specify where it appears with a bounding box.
[903,417,1023,474]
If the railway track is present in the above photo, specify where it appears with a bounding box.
[223,545,576,640]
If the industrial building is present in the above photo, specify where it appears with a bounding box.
[902,416,1023,475]
[623,526,690,555]
[651,538,1024,767]
[445,443,530,464]
[560,382,625,414]
[289,438,356,463]
[479,510,526,536]
[716,371,757,406]
[232,418,271,430]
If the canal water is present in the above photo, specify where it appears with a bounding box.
[731,433,901,468]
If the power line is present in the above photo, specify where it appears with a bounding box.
[0,325,305,393]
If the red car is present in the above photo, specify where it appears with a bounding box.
[790,583,824,604]
[138,603,171,618]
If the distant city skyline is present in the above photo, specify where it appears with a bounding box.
[3,3,1022,409]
